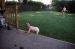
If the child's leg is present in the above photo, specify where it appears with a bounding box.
[0,25,3,30]
[62,11,65,16]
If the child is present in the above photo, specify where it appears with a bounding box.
[62,6,67,16]
[0,15,6,29]
[0,13,11,30]
[25,23,39,35]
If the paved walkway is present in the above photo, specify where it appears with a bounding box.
[0,28,75,49]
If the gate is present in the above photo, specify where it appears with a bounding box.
[5,3,19,29]
[0,0,19,29]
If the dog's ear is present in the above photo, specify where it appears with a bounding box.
[26,23,29,25]
[26,23,30,26]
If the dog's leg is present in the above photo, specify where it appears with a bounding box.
[36,31,39,35]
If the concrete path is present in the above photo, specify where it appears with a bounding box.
[0,28,75,49]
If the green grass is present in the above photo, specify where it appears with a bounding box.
[19,11,75,44]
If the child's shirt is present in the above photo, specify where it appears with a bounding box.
[0,17,6,26]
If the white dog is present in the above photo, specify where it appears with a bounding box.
[25,23,39,35]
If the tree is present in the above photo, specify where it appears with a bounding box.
[23,0,28,4]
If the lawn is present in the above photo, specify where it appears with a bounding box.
[19,11,75,44]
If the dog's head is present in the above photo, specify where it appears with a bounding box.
[26,23,30,27]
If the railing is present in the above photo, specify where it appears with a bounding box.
[5,4,19,29]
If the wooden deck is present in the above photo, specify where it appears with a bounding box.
[0,28,75,49]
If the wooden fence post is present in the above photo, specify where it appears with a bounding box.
[15,3,19,29]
